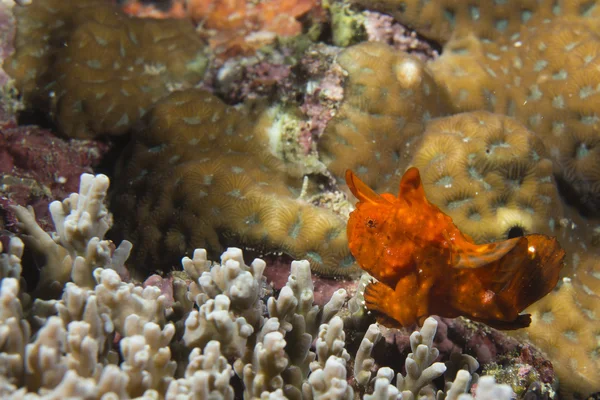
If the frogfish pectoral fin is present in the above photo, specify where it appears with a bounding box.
[448,234,564,327]
[452,237,524,269]
[363,281,407,328]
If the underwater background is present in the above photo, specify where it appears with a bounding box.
[1,0,600,398]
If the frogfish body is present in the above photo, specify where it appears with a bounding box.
[346,167,565,329]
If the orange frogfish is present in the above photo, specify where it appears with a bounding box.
[346,167,565,330]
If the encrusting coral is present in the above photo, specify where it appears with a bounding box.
[6,0,208,138]
[350,0,600,46]
[347,0,600,214]
[110,88,358,278]
[411,111,562,243]
[318,41,453,191]
[0,172,520,399]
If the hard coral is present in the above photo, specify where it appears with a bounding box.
[515,274,600,396]
[351,0,600,45]
[110,89,358,278]
[350,0,600,215]
[6,0,208,139]
[318,42,453,190]
[410,111,562,243]
[425,14,600,214]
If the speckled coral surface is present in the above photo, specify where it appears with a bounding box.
[411,111,562,244]
[6,0,208,139]
[318,42,453,191]
[110,89,358,279]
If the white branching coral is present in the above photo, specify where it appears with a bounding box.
[11,173,132,296]
[166,341,235,400]
[183,294,254,358]
[311,316,350,371]
[120,316,177,396]
[184,247,266,329]
[243,331,289,399]
[397,317,447,394]
[267,260,347,337]
[354,323,381,387]
[0,237,23,279]
[0,277,28,385]
[93,268,168,333]
[304,356,354,399]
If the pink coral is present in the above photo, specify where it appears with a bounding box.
[363,10,439,62]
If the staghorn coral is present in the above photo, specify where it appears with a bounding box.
[410,111,562,243]
[110,88,358,277]
[6,0,208,138]
[11,173,132,298]
[318,41,453,191]
[165,340,235,399]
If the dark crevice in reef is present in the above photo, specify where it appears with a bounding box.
[555,174,600,218]
[16,108,56,132]
[94,133,132,179]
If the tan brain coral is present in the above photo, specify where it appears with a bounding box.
[425,14,600,213]
[410,111,562,243]
[318,42,453,191]
[6,0,208,138]
[110,89,358,278]
[351,0,600,45]
[515,259,600,395]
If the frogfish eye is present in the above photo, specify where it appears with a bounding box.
[366,218,377,228]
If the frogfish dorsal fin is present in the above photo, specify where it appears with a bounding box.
[346,170,390,205]
[398,167,426,204]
